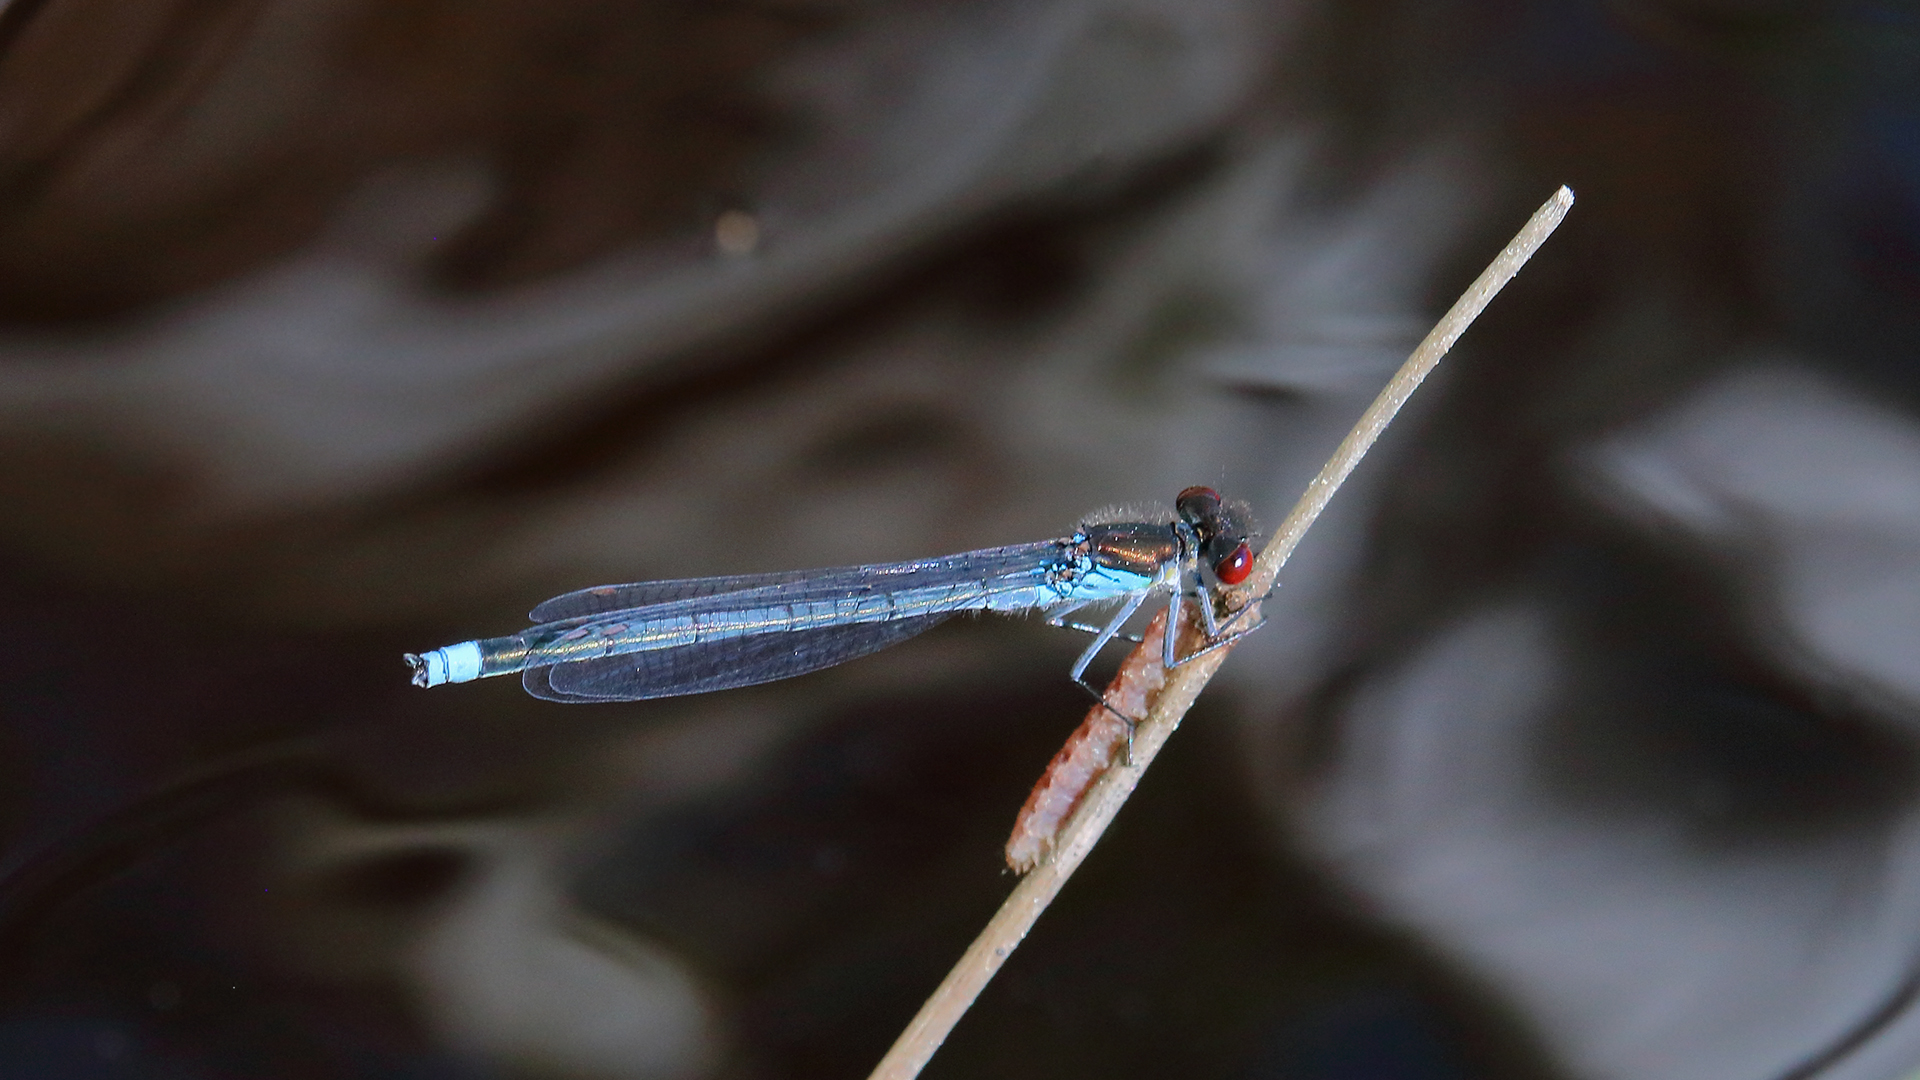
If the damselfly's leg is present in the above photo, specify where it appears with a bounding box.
[1046,600,1144,644]
[1208,580,1278,639]
[1069,588,1150,690]
[1183,563,1221,639]
[1062,588,1158,762]
[1161,563,1268,668]
[1162,589,1182,670]
[1169,610,1268,668]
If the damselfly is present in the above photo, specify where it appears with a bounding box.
[406,486,1260,703]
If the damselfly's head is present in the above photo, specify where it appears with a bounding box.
[1175,486,1255,585]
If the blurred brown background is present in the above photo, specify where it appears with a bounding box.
[1,1,1918,1078]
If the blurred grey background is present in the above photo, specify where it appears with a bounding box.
[0,1,1917,1078]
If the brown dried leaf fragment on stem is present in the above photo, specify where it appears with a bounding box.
[1005,606,1184,873]
[867,186,1574,1080]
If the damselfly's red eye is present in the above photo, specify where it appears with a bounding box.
[1213,541,1253,585]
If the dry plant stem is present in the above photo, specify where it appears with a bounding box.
[864,185,1573,1080]
[1243,184,1575,600]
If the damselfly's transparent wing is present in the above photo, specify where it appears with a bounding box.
[516,541,1072,700]
[530,568,822,621]
[527,542,1068,623]
[522,613,951,701]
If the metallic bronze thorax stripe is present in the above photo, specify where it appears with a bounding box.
[1084,523,1181,577]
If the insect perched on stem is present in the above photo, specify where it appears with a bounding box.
[405,486,1261,703]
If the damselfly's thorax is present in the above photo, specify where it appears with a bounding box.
[1083,522,1183,580]
[1040,526,1178,599]
[1062,486,1256,593]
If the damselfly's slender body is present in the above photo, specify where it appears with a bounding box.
[406,487,1257,703]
